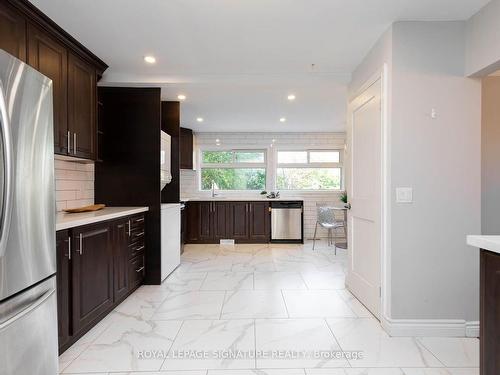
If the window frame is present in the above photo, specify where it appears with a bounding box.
[199,148,268,191]
[275,149,343,191]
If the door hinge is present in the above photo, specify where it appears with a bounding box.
[268,207,272,212]
[379,287,382,298]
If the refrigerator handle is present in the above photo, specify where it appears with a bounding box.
[0,289,55,330]
[0,85,13,259]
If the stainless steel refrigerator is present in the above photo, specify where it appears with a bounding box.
[0,49,57,374]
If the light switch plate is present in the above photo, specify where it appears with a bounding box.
[396,187,413,203]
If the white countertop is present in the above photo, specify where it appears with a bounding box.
[467,235,500,254]
[181,196,303,202]
[56,207,149,231]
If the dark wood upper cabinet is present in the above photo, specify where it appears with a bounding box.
[0,0,107,160]
[71,223,113,335]
[0,2,26,61]
[27,23,68,155]
[249,202,271,242]
[56,230,71,352]
[113,219,129,302]
[180,127,194,169]
[68,52,96,159]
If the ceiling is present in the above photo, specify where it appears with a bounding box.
[31,0,490,132]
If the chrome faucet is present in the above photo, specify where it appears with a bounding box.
[211,181,219,198]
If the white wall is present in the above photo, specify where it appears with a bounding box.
[465,0,500,76]
[349,21,482,329]
[481,76,500,235]
[390,21,481,322]
[55,157,95,211]
[180,132,346,239]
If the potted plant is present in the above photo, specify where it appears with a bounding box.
[340,191,348,207]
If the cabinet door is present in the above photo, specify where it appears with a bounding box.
[56,230,71,351]
[68,52,96,160]
[249,202,270,242]
[27,24,68,155]
[227,202,249,241]
[113,219,129,302]
[180,127,193,169]
[0,2,26,61]
[212,202,228,240]
[480,250,500,374]
[186,202,213,243]
[71,223,113,335]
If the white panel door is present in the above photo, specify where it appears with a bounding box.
[347,78,382,319]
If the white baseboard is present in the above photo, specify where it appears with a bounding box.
[465,321,480,338]
[381,316,480,337]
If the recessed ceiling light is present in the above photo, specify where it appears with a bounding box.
[144,55,156,64]
[177,94,186,101]
[215,138,220,143]
[287,94,296,101]
[196,117,204,123]
[272,139,276,143]
[279,117,286,123]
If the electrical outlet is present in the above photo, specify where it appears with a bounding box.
[396,187,413,203]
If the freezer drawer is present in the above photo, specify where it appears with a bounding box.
[271,205,303,242]
[0,276,58,375]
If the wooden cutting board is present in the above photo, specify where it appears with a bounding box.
[64,204,106,213]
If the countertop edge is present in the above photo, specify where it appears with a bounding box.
[180,197,304,202]
[467,235,500,254]
[56,207,149,231]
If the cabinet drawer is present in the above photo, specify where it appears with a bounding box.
[130,214,145,229]
[129,254,145,291]
[129,240,145,259]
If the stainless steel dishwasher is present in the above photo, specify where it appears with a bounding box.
[270,201,303,243]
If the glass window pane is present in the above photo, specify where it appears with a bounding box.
[235,151,265,163]
[277,151,308,164]
[310,151,340,163]
[202,151,233,163]
[276,168,341,190]
[201,168,266,190]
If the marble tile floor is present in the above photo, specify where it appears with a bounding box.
[58,241,479,375]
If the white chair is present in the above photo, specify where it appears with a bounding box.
[312,203,346,253]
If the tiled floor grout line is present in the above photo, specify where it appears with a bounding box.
[324,317,353,369]
[159,319,186,371]
[280,289,291,318]
[218,290,227,319]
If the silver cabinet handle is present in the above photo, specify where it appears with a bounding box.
[67,237,71,260]
[73,133,77,154]
[135,217,144,223]
[135,231,144,237]
[134,245,145,252]
[136,266,145,273]
[128,220,131,236]
[77,233,83,255]
[67,130,71,152]
[0,86,13,259]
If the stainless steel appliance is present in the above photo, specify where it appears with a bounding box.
[0,49,57,375]
[270,201,303,243]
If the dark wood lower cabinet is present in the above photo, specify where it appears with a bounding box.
[57,213,146,353]
[185,201,274,244]
[113,219,130,302]
[249,202,271,242]
[480,250,500,374]
[56,230,71,351]
[71,222,114,335]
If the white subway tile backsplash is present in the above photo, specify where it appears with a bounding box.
[55,156,94,211]
[180,132,347,239]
